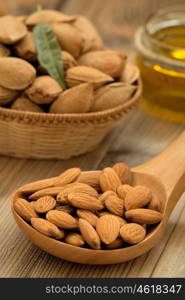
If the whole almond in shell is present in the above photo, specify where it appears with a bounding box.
[78,50,126,78]
[54,168,81,186]
[14,198,38,221]
[121,63,140,85]
[77,171,101,190]
[73,16,104,52]
[68,192,103,211]
[120,223,146,244]
[105,194,124,216]
[56,182,98,204]
[117,184,133,200]
[26,76,63,105]
[148,195,161,212]
[91,82,136,112]
[34,196,56,213]
[0,57,36,90]
[14,31,37,61]
[52,23,83,58]
[99,167,121,192]
[64,232,85,247]
[66,66,113,88]
[105,237,124,249]
[125,208,162,225]
[96,215,120,245]
[11,97,44,113]
[79,218,101,249]
[0,86,19,105]
[113,162,132,185]
[31,218,65,239]
[0,15,27,44]
[26,10,76,26]
[50,83,93,114]
[0,43,10,57]
[29,187,66,200]
[46,210,78,229]
[125,186,152,210]
[77,209,98,227]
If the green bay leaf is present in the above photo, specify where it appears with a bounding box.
[33,23,67,90]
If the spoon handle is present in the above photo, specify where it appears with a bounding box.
[134,131,185,216]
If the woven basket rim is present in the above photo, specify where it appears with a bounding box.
[0,79,142,124]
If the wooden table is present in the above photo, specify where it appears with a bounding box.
[0,0,185,278]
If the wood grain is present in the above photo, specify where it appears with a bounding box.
[0,0,185,278]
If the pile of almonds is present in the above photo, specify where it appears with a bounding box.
[14,163,162,250]
[0,10,139,114]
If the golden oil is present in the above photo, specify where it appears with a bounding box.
[135,6,185,123]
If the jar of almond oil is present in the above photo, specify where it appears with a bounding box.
[135,6,185,123]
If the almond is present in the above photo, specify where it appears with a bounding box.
[0,43,10,57]
[120,223,146,244]
[14,31,37,61]
[97,211,127,226]
[99,191,117,204]
[14,198,38,221]
[31,218,65,239]
[79,218,101,249]
[0,15,27,44]
[105,194,124,216]
[117,184,133,200]
[105,237,124,249]
[66,66,113,88]
[0,86,19,106]
[34,196,56,213]
[99,167,121,192]
[148,195,161,212]
[55,205,74,214]
[20,177,58,194]
[0,57,36,90]
[113,162,132,184]
[11,97,44,113]
[96,215,120,244]
[29,187,65,200]
[46,210,78,229]
[26,76,63,105]
[54,168,81,186]
[64,232,85,247]
[125,209,163,224]
[76,209,98,227]
[78,50,126,78]
[50,83,93,114]
[91,83,136,112]
[68,192,103,211]
[125,186,152,210]
[56,183,98,204]
[77,171,101,190]
[26,10,76,26]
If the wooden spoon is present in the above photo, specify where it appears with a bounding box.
[11,131,185,264]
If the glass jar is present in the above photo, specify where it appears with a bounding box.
[135,5,185,123]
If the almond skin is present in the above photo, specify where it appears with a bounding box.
[117,184,133,200]
[99,167,122,192]
[14,198,38,221]
[113,162,132,185]
[120,223,146,244]
[125,186,152,210]
[97,211,127,226]
[105,237,124,249]
[55,205,74,214]
[31,218,65,239]
[0,15,27,44]
[77,171,101,190]
[0,86,19,106]
[68,192,103,211]
[79,218,101,249]
[29,187,65,200]
[46,210,78,229]
[20,177,58,194]
[64,232,85,247]
[14,31,37,61]
[11,97,44,113]
[104,194,124,216]
[148,195,161,212]
[34,196,56,213]
[99,191,117,205]
[54,168,81,186]
[76,209,98,227]
[125,209,163,225]
[96,215,120,244]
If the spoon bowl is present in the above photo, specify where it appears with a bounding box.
[11,131,185,264]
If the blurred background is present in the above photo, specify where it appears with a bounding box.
[1,0,185,54]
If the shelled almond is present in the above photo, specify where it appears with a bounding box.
[14,162,163,250]
[0,9,139,114]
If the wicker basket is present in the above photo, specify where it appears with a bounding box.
[0,78,142,160]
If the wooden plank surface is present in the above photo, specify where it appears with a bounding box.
[0,0,185,278]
